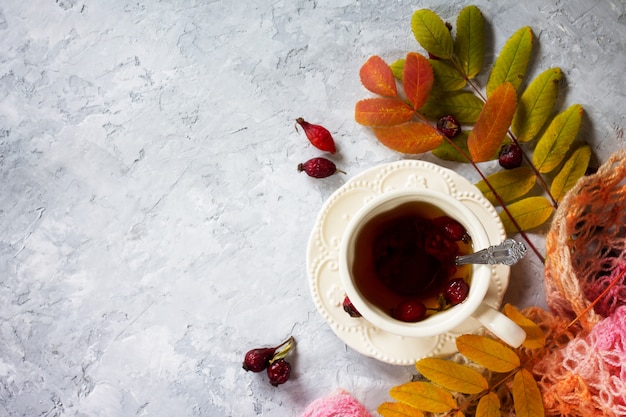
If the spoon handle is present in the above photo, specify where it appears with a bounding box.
[455,239,527,266]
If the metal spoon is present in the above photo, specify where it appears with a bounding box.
[455,238,527,266]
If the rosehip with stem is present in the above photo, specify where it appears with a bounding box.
[267,358,291,386]
[295,117,336,153]
[242,336,294,373]
[298,157,346,179]
[443,278,470,306]
[433,216,470,243]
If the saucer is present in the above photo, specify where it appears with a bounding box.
[305,160,508,365]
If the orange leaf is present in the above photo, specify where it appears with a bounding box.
[355,97,414,126]
[372,122,443,154]
[390,381,457,413]
[378,401,425,417]
[467,82,517,162]
[402,52,434,110]
[503,304,546,350]
[360,55,398,97]
[512,369,545,417]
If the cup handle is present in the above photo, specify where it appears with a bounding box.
[471,303,526,348]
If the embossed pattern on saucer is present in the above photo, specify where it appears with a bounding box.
[306,160,508,365]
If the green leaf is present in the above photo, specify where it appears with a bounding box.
[416,358,489,394]
[430,60,467,91]
[420,91,484,123]
[551,145,591,202]
[475,166,536,206]
[533,104,583,173]
[500,196,554,234]
[412,9,454,59]
[486,27,533,96]
[476,392,501,417]
[512,67,562,142]
[390,381,457,413]
[512,369,545,417]
[456,334,520,373]
[432,131,470,162]
[391,58,405,80]
[454,5,485,79]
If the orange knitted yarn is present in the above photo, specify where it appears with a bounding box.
[529,148,626,417]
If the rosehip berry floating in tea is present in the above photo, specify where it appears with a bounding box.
[267,359,291,386]
[498,143,523,169]
[393,299,427,322]
[298,157,346,179]
[437,115,461,138]
[342,296,362,317]
[295,117,336,153]
[433,216,470,242]
[444,278,470,306]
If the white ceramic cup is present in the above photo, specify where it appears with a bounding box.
[339,188,526,348]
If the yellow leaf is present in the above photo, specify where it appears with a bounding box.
[468,82,517,162]
[503,304,546,350]
[512,369,545,417]
[532,104,583,173]
[378,402,425,417]
[416,358,489,394]
[512,67,562,143]
[411,9,454,59]
[551,145,591,203]
[456,335,520,373]
[390,381,457,413]
[486,27,533,96]
[499,196,554,234]
[475,166,536,206]
[476,392,501,417]
[454,5,485,79]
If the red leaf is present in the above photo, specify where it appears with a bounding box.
[372,122,443,154]
[467,82,517,162]
[403,52,434,110]
[359,55,398,97]
[355,98,415,126]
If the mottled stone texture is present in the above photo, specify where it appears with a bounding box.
[0,0,624,416]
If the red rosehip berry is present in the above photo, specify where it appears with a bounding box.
[437,115,461,138]
[267,359,291,386]
[433,216,469,242]
[298,157,346,179]
[393,299,427,322]
[295,117,336,153]
[444,278,470,306]
[342,296,362,318]
[242,347,276,373]
[498,144,523,169]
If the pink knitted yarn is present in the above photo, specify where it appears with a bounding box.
[300,389,373,417]
[533,306,626,416]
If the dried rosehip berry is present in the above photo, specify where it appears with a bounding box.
[393,299,427,322]
[298,157,346,179]
[267,359,291,386]
[433,216,469,242]
[444,278,470,306]
[295,117,336,153]
[342,296,362,317]
[242,347,276,373]
[498,144,523,169]
[437,115,461,138]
